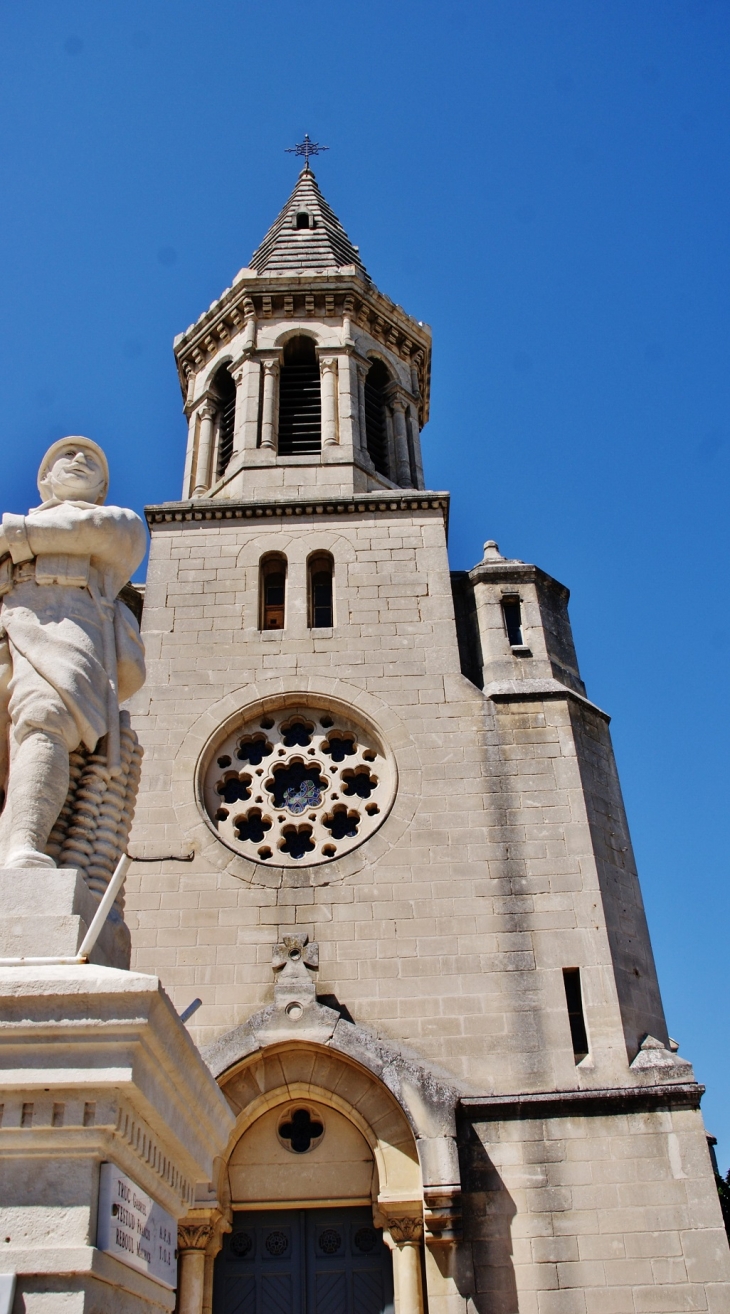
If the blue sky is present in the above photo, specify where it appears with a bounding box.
[1,2,729,1165]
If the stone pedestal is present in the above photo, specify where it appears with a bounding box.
[0,869,235,1313]
[0,867,130,969]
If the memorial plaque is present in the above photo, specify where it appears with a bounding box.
[97,1162,177,1289]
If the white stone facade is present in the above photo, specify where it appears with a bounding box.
[2,166,726,1314]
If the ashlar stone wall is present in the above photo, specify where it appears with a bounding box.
[127,502,663,1097]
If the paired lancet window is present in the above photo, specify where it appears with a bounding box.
[278,336,321,455]
[258,552,334,631]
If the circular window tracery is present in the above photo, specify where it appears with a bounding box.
[201,703,395,867]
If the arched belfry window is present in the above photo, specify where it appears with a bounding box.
[278,336,321,456]
[212,363,237,478]
[260,554,287,631]
[308,552,334,628]
[364,359,390,478]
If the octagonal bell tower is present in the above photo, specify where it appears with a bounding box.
[174,166,431,502]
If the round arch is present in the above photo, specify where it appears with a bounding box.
[217,1040,422,1214]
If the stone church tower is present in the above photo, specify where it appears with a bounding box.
[126,166,730,1314]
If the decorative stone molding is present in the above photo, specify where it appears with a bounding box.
[145,491,450,530]
[273,933,319,1007]
[460,1081,705,1121]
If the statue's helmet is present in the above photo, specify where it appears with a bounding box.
[37,436,110,505]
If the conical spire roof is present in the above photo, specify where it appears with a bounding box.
[250,168,368,276]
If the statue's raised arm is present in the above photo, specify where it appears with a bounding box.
[0,437,147,869]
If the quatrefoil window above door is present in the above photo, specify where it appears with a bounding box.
[278,1107,324,1153]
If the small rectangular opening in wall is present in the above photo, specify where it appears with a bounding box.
[501,595,524,647]
[563,968,589,1063]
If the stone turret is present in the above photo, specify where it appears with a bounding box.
[173,167,431,502]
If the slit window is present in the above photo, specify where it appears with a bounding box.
[502,595,524,647]
[295,211,311,229]
[563,968,589,1063]
[260,555,287,631]
[364,359,390,478]
[308,553,334,628]
[212,364,237,478]
[278,335,321,455]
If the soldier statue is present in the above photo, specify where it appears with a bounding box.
[0,437,146,868]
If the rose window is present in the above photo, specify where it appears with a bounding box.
[202,704,395,867]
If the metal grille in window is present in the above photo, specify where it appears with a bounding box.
[202,703,395,868]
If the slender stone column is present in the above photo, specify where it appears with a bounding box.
[192,401,217,496]
[391,397,412,487]
[260,360,279,451]
[357,361,375,468]
[408,402,425,490]
[341,354,363,452]
[242,297,257,352]
[388,1218,425,1314]
[177,1223,213,1314]
[321,357,338,446]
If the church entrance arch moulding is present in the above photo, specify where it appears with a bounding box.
[169,676,422,888]
[204,1042,428,1314]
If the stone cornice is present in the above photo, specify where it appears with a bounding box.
[469,558,570,602]
[460,1082,704,1121]
[173,272,432,424]
[145,492,450,532]
[484,678,610,723]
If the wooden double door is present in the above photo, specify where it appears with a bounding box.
[214,1207,394,1314]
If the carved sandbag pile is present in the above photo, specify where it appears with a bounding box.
[45,710,143,912]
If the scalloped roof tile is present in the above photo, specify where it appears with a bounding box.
[250,168,368,277]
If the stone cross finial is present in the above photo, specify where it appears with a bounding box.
[272,934,319,1008]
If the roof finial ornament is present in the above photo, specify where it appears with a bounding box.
[285,133,329,171]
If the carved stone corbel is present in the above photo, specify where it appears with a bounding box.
[423,1185,462,1246]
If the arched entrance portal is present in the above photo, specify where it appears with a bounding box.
[205,1042,426,1314]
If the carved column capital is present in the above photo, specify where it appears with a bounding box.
[198,399,217,422]
[262,357,279,377]
[385,1216,424,1244]
[178,1222,214,1252]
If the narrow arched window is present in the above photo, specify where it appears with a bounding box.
[308,552,334,629]
[364,359,390,478]
[260,554,287,631]
[278,336,321,455]
[213,363,237,477]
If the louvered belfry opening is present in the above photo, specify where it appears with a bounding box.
[214,364,237,477]
[364,359,390,478]
[278,336,321,455]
